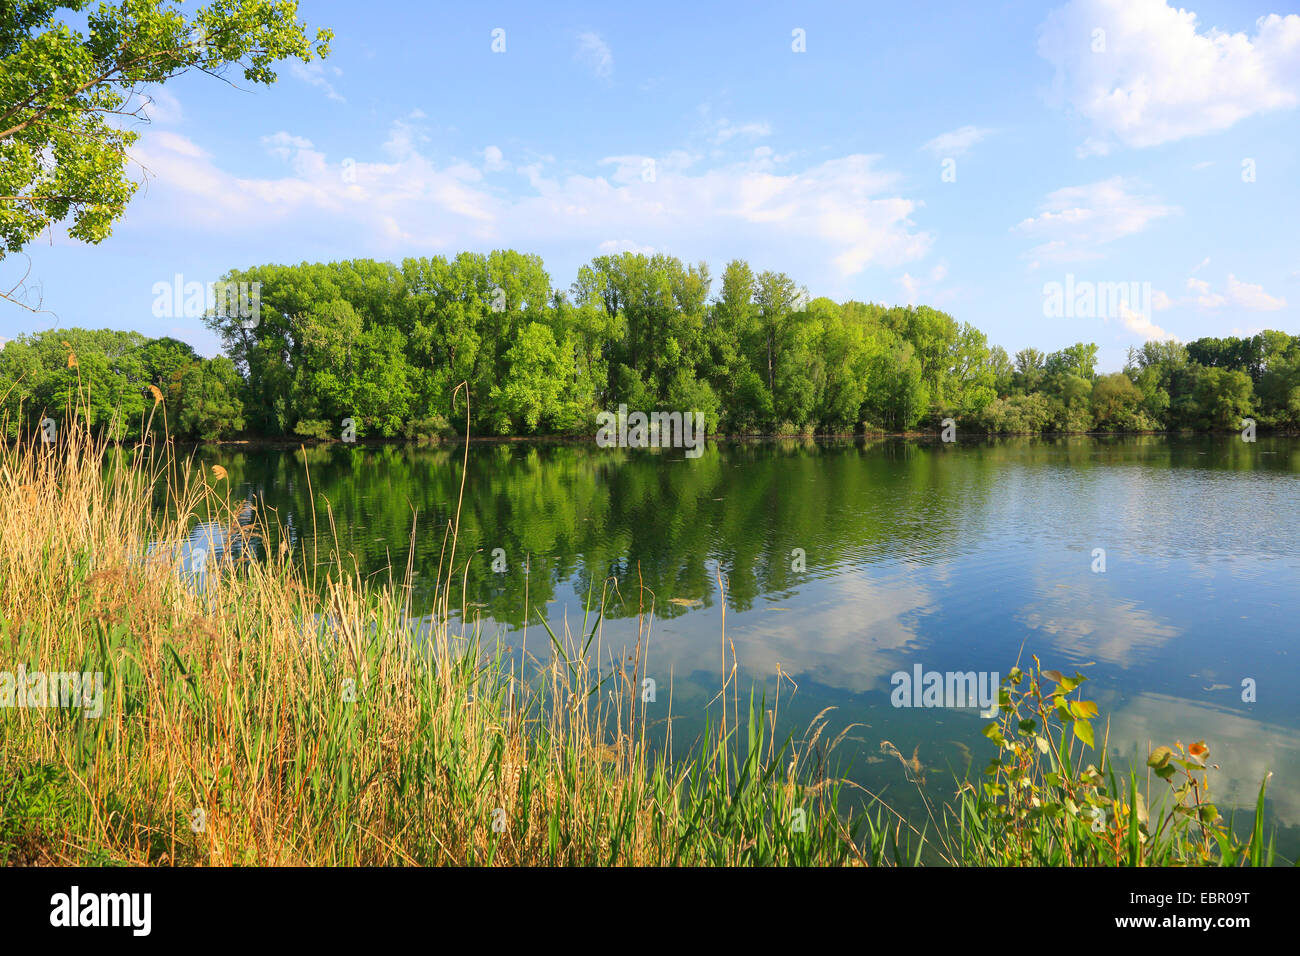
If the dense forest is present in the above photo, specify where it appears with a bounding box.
[2,250,1297,441]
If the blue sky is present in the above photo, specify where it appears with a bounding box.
[3,0,1298,371]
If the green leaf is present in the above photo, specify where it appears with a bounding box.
[1147,746,1174,769]
[1068,700,1098,719]
[1073,718,1094,748]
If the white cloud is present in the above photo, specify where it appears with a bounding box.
[1015,177,1176,261]
[124,123,932,277]
[597,239,656,255]
[263,132,315,162]
[1118,301,1174,340]
[140,88,183,124]
[483,145,507,171]
[713,120,772,144]
[149,130,205,159]
[896,263,953,307]
[382,112,433,160]
[1186,276,1226,308]
[1184,273,1286,311]
[921,125,993,157]
[899,273,920,305]
[576,31,613,79]
[1226,273,1287,310]
[289,60,345,103]
[1039,0,1300,154]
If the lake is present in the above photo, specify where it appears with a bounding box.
[184,434,1300,857]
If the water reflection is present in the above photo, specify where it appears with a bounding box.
[173,435,1300,850]
[151,498,260,582]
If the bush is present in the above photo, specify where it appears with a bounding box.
[958,658,1275,866]
[292,418,336,441]
[401,414,455,442]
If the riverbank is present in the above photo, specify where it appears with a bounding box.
[12,424,1298,453]
[0,421,1276,866]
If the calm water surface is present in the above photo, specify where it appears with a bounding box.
[187,435,1300,856]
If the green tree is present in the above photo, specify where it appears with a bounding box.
[1045,342,1099,381]
[173,356,245,440]
[1193,366,1254,430]
[1091,372,1146,431]
[0,1,331,306]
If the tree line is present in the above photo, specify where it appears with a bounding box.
[2,251,1297,440]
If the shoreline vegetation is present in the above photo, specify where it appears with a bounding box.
[0,406,1278,866]
[129,425,1300,448]
[4,253,1300,446]
[13,425,1300,451]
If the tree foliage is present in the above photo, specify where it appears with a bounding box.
[5,251,1296,441]
[0,0,331,306]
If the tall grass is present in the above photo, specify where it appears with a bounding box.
[0,401,1277,866]
[0,408,882,865]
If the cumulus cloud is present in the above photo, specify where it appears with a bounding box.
[899,273,920,305]
[597,239,656,255]
[289,60,345,102]
[1226,273,1287,310]
[382,111,433,160]
[483,145,508,171]
[148,130,205,159]
[1188,274,1286,310]
[576,31,613,79]
[1187,276,1226,308]
[1118,301,1174,340]
[140,88,183,124]
[124,123,932,277]
[713,119,772,144]
[921,125,993,157]
[1015,177,1176,261]
[1185,273,1286,310]
[263,132,316,163]
[897,264,952,307]
[1039,0,1300,154]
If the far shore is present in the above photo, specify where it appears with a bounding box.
[123,426,1300,450]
